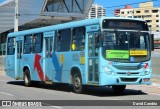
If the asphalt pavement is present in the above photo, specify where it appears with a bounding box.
[0,73,160,109]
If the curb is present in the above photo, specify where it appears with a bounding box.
[152,83,160,87]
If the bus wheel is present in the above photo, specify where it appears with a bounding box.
[24,69,31,87]
[73,73,83,94]
[112,85,126,94]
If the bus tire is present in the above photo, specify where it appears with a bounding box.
[24,69,31,87]
[112,85,126,94]
[73,73,83,94]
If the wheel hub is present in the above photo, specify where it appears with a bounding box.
[74,77,80,88]
[25,75,28,84]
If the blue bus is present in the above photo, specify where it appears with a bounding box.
[6,17,154,94]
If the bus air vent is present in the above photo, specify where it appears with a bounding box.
[120,78,138,82]
[114,66,141,70]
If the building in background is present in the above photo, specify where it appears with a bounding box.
[120,5,133,18]
[114,8,121,17]
[114,5,133,17]
[134,2,160,32]
[87,4,106,19]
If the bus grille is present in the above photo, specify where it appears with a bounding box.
[120,78,138,82]
[114,66,141,70]
[117,72,140,75]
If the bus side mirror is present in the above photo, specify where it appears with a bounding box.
[151,34,154,51]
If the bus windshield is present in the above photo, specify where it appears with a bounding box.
[102,31,150,62]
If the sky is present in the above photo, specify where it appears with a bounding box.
[0,0,159,16]
[0,0,4,3]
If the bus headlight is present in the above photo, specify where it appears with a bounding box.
[144,67,151,75]
[102,66,114,75]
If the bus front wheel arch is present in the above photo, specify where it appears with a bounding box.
[24,69,31,87]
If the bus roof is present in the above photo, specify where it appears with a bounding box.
[8,17,146,37]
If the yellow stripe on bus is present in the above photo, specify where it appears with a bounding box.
[130,50,147,56]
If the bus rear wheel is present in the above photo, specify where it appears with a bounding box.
[112,85,126,94]
[24,69,31,87]
[73,73,83,94]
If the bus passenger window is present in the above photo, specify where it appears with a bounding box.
[32,33,43,53]
[24,35,32,54]
[56,29,71,52]
[56,33,61,51]
[72,27,85,51]
[7,37,15,55]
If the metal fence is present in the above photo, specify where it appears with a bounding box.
[0,43,6,72]
[152,49,160,82]
[0,43,6,55]
[0,56,5,72]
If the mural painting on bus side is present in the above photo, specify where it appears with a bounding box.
[52,53,63,82]
[34,54,49,81]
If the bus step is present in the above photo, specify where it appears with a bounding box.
[45,81,53,85]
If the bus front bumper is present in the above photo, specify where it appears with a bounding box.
[99,73,152,86]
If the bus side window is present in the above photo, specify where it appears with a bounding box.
[72,27,85,51]
[7,37,15,55]
[56,32,61,51]
[56,29,71,52]
[24,35,32,54]
[32,33,43,53]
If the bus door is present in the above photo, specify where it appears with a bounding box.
[15,37,23,79]
[88,32,99,84]
[43,32,54,81]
